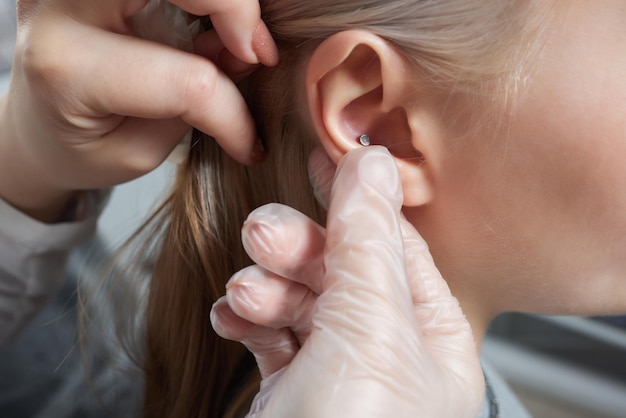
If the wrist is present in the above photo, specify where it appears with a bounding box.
[0,96,79,223]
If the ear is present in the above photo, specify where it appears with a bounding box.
[306,30,441,207]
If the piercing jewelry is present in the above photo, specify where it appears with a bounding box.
[358,134,371,147]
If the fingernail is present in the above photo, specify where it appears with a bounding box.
[228,282,262,313]
[209,305,225,335]
[252,21,280,67]
[242,219,275,259]
[251,137,266,163]
[357,148,402,198]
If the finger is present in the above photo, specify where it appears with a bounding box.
[242,204,326,294]
[192,29,224,63]
[398,215,470,332]
[38,115,189,189]
[169,0,279,66]
[56,0,278,65]
[400,215,477,345]
[323,146,411,302]
[211,297,299,378]
[307,147,336,210]
[226,265,316,343]
[85,117,190,186]
[211,296,256,341]
[397,215,481,388]
[247,368,287,418]
[71,29,260,164]
[311,146,424,378]
[399,217,454,306]
[194,30,259,82]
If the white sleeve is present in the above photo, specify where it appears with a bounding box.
[0,190,110,346]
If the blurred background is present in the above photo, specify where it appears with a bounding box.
[1,1,626,416]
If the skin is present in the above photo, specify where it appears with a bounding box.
[407,0,626,341]
[0,0,278,223]
[215,0,626,373]
[214,149,485,417]
[211,0,625,414]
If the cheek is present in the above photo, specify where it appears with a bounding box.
[405,0,626,315]
[405,151,529,308]
[407,114,626,315]
[502,96,626,311]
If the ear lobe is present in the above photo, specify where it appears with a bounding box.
[305,30,434,207]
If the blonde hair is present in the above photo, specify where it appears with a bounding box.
[95,1,552,417]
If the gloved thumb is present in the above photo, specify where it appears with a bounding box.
[292,146,424,416]
[245,146,484,417]
[321,146,409,298]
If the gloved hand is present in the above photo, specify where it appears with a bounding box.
[211,146,485,417]
[0,0,278,222]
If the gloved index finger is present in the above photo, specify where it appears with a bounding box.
[323,146,412,303]
[242,203,326,295]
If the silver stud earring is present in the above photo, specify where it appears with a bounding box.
[358,134,371,147]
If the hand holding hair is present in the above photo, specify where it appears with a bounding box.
[0,0,278,223]
[211,147,485,417]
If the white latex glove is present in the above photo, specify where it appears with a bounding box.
[211,146,485,417]
[0,0,278,222]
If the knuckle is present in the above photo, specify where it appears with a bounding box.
[20,37,68,89]
[179,62,221,115]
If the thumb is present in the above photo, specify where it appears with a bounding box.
[400,216,482,387]
[313,146,420,360]
[322,146,410,300]
[296,146,426,416]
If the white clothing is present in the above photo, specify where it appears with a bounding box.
[0,190,109,345]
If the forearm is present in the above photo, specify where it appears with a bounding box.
[0,95,78,223]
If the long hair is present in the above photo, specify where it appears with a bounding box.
[102,1,552,416]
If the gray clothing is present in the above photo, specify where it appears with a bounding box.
[0,0,16,73]
[0,191,109,345]
[479,361,532,418]
[0,191,143,418]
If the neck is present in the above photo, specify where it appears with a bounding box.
[454,292,500,351]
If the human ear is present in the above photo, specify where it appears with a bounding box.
[305,30,440,207]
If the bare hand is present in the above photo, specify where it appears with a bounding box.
[0,0,277,221]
